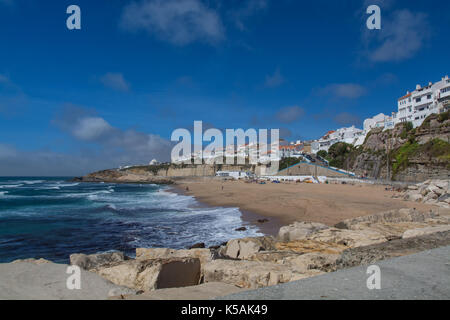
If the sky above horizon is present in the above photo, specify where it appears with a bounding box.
[0,0,449,176]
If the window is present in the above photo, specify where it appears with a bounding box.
[416,98,421,103]
[427,95,431,99]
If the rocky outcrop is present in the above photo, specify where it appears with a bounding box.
[135,248,214,266]
[75,164,257,183]
[12,258,52,265]
[304,228,387,247]
[97,258,201,292]
[202,259,324,289]
[402,225,450,239]
[278,221,387,248]
[337,230,450,269]
[70,252,126,271]
[74,169,175,184]
[330,113,450,182]
[335,208,439,228]
[277,222,329,242]
[400,180,449,208]
[222,237,275,260]
[66,206,450,294]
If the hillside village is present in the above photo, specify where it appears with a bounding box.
[105,75,450,183]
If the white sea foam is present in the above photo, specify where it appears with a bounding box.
[48,183,80,188]
[0,184,23,189]
[21,180,45,185]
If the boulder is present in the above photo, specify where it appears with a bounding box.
[306,228,387,248]
[202,259,322,289]
[426,185,442,196]
[97,258,201,292]
[11,258,51,265]
[282,252,341,273]
[274,239,347,255]
[277,222,329,242]
[135,248,214,267]
[335,208,438,229]
[402,225,450,239]
[424,191,438,201]
[408,193,424,202]
[189,243,205,249]
[223,236,275,260]
[439,193,450,204]
[70,252,125,270]
[434,180,448,190]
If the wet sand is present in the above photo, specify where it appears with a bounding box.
[174,177,435,228]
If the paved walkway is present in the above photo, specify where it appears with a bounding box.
[221,246,450,300]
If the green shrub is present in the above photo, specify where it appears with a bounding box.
[317,150,328,159]
[327,142,355,169]
[438,111,449,123]
[279,157,301,170]
[392,141,419,174]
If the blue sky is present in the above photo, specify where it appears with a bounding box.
[0,0,449,175]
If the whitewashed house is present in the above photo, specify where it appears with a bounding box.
[395,75,450,128]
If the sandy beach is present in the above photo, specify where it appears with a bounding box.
[175,177,436,231]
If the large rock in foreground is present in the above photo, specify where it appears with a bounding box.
[203,259,323,289]
[70,252,126,270]
[278,222,329,242]
[335,208,439,229]
[402,225,450,239]
[223,236,275,260]
[136,248,214,266]
[97,258,201,292]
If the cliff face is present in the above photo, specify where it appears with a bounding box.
[343,112,450,182]
[75,164,256,184]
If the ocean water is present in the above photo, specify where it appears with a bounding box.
[0,177,262,263]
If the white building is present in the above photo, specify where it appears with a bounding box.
[363,113,396,131]
[279,144,303,158]
[395,75,450,128]
[311,126,365,154]
[215,171,252,179]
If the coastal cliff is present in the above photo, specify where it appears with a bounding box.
[74,164,256,184]
[322,112,450,182]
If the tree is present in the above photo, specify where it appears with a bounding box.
[317,150,328,159]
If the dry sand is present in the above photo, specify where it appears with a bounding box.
[174,177,435,233]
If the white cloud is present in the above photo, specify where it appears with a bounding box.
[72,117,114,141]
[265,68,284,88]
[317,83,367,99]
[230,0,268,31]
[275,106,305,124]
[120,0,224,46]
[54,105,173,164]
[363,9,430,62]
[100,73,130,92]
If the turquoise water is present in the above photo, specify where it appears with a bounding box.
[0,177,261,263]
